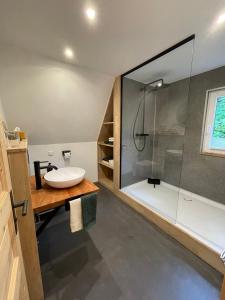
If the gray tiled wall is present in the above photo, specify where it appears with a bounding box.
[121,78,154,188]
[153,79,190,186]
[180,66,225,205]
[121,66,225,205]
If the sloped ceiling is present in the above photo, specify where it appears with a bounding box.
[0,0,225,76]
[0,46,113,144]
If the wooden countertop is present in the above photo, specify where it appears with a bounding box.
[30,177,99,213]
[7,139,28,153]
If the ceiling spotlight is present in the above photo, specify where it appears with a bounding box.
[64,47,74,59]
[86,8,96,20]
[217,13,225,24]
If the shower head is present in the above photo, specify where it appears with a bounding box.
[148,79,164,89]
[139,79,170,92]
[146,79,169,91]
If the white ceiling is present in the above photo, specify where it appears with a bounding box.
[1,0,225,76]
[126,41,194,84]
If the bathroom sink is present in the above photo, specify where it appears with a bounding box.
[44,167,85,189]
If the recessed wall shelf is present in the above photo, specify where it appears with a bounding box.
[103,122,114,125]
[98,142,114,148]
[98,161,114,170]
[97,78,120,191]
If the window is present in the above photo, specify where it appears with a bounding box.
[201,87,225,156]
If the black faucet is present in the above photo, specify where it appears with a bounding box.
[34,161,58,190]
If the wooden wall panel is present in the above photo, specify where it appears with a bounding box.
[221,277,225,300]
[113,77,121,190]
[8,144,44,300]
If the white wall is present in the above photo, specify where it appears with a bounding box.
[0,45,113,145]
[0,96,6,122]
[28,142,97,181]
[0,45,114,181]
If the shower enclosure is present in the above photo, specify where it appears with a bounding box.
[120,36,225,254]
[121,38,194,223]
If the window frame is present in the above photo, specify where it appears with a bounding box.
[201,86,225,157]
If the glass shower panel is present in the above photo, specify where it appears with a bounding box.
[121,78,155,188]
[121,39,194,224]
[152,79,191,186]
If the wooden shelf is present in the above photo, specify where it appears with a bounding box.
[98,77,120,191]
[98,161,114,170]
[98,142,114,148]
[103,122,114,125]
[30,177,99,213]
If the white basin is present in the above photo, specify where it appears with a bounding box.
[44,167,85,189]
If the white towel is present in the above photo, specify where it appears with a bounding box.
[70,198,83,233]
[109,159,114,167]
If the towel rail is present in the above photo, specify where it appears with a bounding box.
[35,192,98,236]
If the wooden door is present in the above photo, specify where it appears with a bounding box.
[0,122,29,300]
[222,277,225,300]
[7,141,44,300]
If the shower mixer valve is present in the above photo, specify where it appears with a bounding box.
[148,178,161,188]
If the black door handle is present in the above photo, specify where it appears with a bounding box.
[13,200,29,216]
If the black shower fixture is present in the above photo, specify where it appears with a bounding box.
[148,178,161,188]
[148,79,163,89]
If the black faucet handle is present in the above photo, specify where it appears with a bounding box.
[47,162,55,172]
[40,161,49,164]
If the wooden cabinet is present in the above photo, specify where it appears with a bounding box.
[7,140,44,300]
[0,122,30,300]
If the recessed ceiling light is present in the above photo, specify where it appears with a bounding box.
[217,13,225,24]
[64,47,74,59]
[86,8,96,20]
